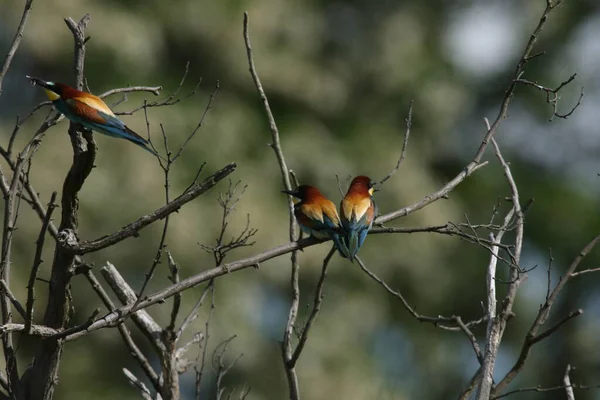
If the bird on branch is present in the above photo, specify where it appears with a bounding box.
[282,185,349,258]
[340,176,378,261]
[26,76,163,159]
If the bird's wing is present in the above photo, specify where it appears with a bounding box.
[66,98,149,145]
[66,98,113,125]
[341,195,371,225]
[298,203,324,224]
[72,94,115,116]
[320,200,341,228]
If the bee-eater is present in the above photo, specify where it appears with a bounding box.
[282,185,349,257]
[27,76,161,157]
[340,176,378,261]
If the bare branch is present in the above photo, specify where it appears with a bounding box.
[177,283,212,340]
[115,62,202,116]
[214,336,243,400]
[83,269,161,394]
[243,12,295,223]
[376,162,488,224]
[564,364,575,400]
[454,315,483,365]
[166,252,181,333]
[569,266,600,277]
[355,256,485,331]
[378,100,413,187]
[101,263,165,354]
[244,12,302,399]
[132,145,174,310]
[25,192,57,334]
[0,0,34,99]
[0,323,58,336]
[123,368,153,400]
[493,233,600,395]
[476,219,514,400]
[99,85,162,98]
[529,309,582,346]
[281,248,301,400]
[65,163,236,255]
[172,81,220,161]
[195,284,215,400]
[0,280,26,320]
[491,370,600,400]
[289,247,335,367]
[476,131,527,398]
[515,74,583,121]
[119,324,161,395]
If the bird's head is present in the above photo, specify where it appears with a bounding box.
[348,176,377,196]
[281,185,322,202]
[26,76,67,101]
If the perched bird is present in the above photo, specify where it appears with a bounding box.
[27,76,161,157]
[340,176,378,261]
[282,185,349,257]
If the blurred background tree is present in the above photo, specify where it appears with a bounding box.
[1,0,599,399]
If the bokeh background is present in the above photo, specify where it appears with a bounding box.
[1,0,600,399]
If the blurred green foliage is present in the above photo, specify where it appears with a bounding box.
[1,0,600,399]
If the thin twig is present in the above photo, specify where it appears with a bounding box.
[0,0,34,99]
[123,368,153,400]
[515,75,583,121]
[99,85,162,98]
[355,256,486,331]
[132,148,173,311]
[0,281,26,320]
[172,81,220,161]
[177,282,213,341]
[289,247,335,367]
[214,336,243,400]
[454,315,483,364]
[64,163,236,255]
[25,192,57,333]
[83,269,161,394]
[166,252,181,333]
[564,364,575,400]
[493,233,600,395]
[490,373,600,399]
[243,13,294,197]
[378,100,413,187]
[100,263,166,354]
[195,284,215,400]
[570,267,600,277]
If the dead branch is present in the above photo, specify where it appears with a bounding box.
[64,162,236,255]
[492,233,600,395]
[378,100,413,187]
[25,192,57,334]
[0,0,34,99]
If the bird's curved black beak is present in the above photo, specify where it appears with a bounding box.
[281,189,299,198]
[26,76,50,90]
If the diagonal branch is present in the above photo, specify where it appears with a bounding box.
[243,12,294,199]
[289,247,335,367]
[83,269,161,394]
[25,191,58,334]
[64,163,236,255]
[378,100,413,187]
[101,263,165,354]
[0,0,34,99]
[492,233,600,395]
